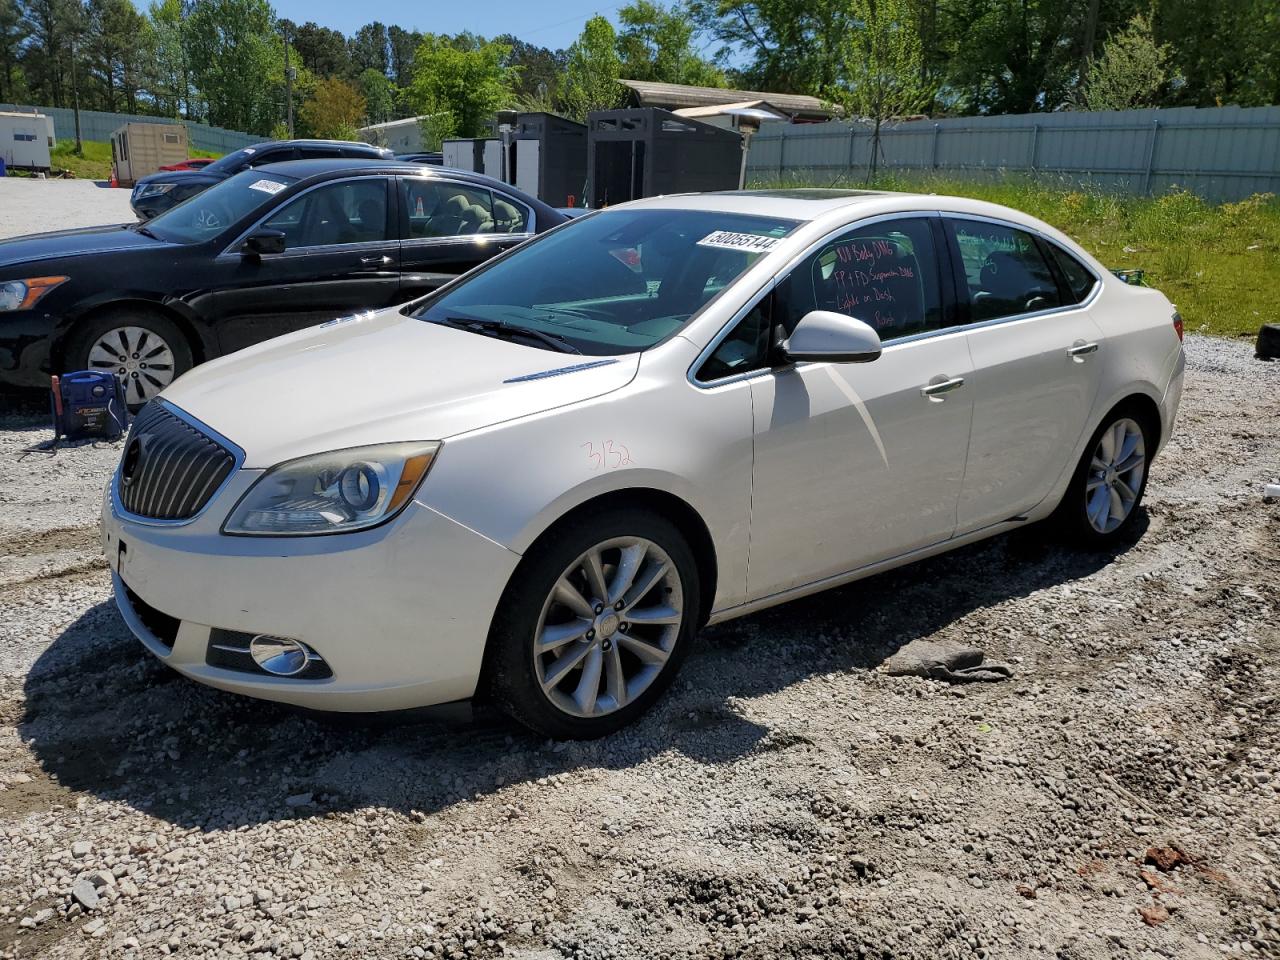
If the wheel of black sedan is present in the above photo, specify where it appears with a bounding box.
[65,307,193,408]
[485,507,700,739]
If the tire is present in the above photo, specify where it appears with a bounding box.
[484,507,701,739]
[1257,323,1280,361]
[1054,404,1155,545]
[64,307,193,409]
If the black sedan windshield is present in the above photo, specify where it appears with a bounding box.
[201,147,258,176]
[413,209,799,355]
[145,170,296,244]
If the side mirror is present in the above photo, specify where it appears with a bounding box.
[782,310,883,364]
[241,229,286,257]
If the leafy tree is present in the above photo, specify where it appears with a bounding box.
[407,33,512,140]
[1080,13,1171,111]
[147,0,193,118]
[286,20,349,78]
[386,24,419,87]
[495,33,565,107]
[1155,0,1279,107]
[184,0,282,134]
[17,0,85,107]
[561,15,623,121]
[348,20,388,76]
[0,0,30,102]
[688,0,851,94]
[83,0,147,112]
[356,66,394,124]
[299,75,365,138]
[617,0,724,86]
[836,0,933,180]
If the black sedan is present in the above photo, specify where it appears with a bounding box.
[0,159,567,404]
[130,139,394,220]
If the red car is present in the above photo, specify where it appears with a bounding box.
[157,158,215,172]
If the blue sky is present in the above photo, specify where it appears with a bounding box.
[271,1,627,51]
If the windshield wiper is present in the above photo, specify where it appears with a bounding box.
[434,316,581,354]
[134,224,160,239]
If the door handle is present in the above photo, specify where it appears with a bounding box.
[1067,341,1099,360]
[360,255,392,265]
[920,376,965,401]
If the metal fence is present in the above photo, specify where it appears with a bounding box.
[746,105,1280,202]
[0,104,263,154]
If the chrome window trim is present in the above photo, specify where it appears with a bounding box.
[397,174,537,237]
[689,209,1102,389]
[111,399,247,528]
[218,175,395,259]
[400,233,534,251]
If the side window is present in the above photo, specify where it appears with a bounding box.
[491,194,531,233]
[1045,242,1097,303]
[300,147,346,160]
[696,298,772,382]
[248,148,295,168]
[263,179,389,247]
[949,220,1063,323]
[400,180,500,238]
[776,216,944,339]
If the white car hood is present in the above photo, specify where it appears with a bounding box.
[161,309,639,468]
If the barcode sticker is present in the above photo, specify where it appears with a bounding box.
[697,230,785,254]
[248,179,286,195]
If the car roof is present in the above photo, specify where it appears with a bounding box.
[618,188,915,220]
[257,157,496,183]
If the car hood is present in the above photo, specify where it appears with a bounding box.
[160,308,639,468]
[0,223,171,270]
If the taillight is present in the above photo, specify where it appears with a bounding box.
[1172,311,1184,342]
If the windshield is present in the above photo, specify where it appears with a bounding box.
[145,170,296,244]
[413,209,800,355]
[203,146,258,176]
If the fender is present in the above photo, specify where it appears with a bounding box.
[52,291,217,368]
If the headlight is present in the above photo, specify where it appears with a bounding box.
[0,276,69,312]
[222,442,440,536]
[135,182,177,198]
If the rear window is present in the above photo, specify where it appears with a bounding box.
[1047,243,1098,302]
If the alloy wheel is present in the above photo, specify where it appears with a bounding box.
[86,325,177,404]
[533,536,684,719]
[1085,417,1146,534]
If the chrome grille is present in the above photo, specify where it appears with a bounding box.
[117,402,236,520]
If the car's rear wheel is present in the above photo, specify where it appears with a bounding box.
[1056,406,1154,544]
[65,308,193,408]
[485,508,699,739]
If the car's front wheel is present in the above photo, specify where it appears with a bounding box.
[65,307,193,408]
[485,507,700,739]
[1056,405,1154,544]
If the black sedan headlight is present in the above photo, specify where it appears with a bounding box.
[0,276,68,312]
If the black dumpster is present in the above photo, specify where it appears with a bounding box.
[510,112,588,208]
[586,108,742,207]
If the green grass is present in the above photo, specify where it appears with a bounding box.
[48,139,114,180]
[757,173,1280,340]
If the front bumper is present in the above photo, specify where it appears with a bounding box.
[101,474,521,711]
[0,310,56,390]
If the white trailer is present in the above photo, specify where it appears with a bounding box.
[0,111,54,173]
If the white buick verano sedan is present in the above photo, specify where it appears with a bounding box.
[101,189,1185,738]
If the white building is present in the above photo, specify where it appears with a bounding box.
[0,111,55,172]
[358,116,434,154]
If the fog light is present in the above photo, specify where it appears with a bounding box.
[249,635,310,676]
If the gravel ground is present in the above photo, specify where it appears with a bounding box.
[0,335,1276,960]
[0,179,135,238]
